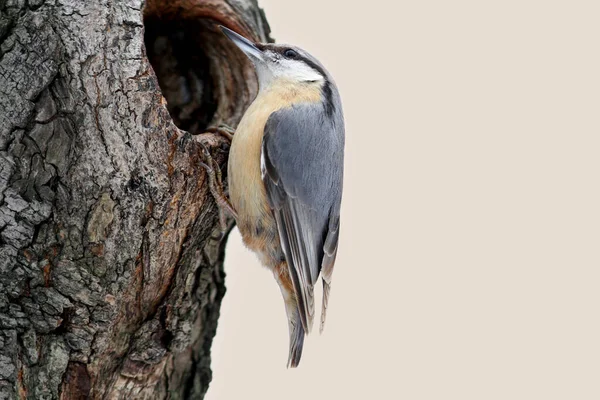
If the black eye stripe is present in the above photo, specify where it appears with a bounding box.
[261,44,303,61]
[283,48,298,59]
[263,45,329,79]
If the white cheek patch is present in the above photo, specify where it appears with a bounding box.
[274,59,323,82]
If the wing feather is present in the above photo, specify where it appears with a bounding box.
[262,102,344,333]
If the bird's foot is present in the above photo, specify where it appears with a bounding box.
[199,141,238,233]
[205,124,235,142]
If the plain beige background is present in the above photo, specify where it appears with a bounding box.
[207,1,600,399]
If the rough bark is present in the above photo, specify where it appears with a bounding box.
[0,0,270,398]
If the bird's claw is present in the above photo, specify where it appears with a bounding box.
[199,140,237,233]
[205,124,235,142]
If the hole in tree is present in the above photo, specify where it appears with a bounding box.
[144,18,218,134]
[142,1,262,136]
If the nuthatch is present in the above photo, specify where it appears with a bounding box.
[206,26,345,367]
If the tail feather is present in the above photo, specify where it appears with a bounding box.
[287,308,305,368]
[320,280,331,334]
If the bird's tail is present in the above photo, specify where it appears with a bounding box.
[285,301,305,368]
[274,262,306,367]
[320,280,331,333]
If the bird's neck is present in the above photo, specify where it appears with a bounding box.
[257,78,323,106]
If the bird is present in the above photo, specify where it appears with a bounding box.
[205,26,345,367]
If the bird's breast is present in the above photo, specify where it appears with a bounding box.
[228,99,272,225]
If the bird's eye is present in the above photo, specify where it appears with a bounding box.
[283,49,298,59]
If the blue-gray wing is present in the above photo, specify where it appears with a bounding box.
[262,102,344,333]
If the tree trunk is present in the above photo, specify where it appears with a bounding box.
[0,0,270,398]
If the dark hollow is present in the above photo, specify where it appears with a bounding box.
[144,18,218,134]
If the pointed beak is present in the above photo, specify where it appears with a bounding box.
[220,26,264,62]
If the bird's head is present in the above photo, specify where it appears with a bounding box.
[221,26,327,89]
